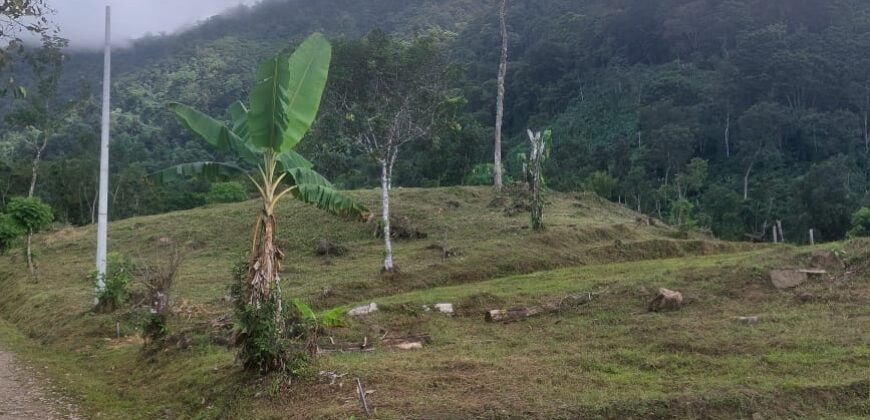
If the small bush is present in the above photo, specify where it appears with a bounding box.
[847,207,870,238]
[93,252,134,312]
[464,163,495,186]
[6,197,53,232]
[207,181,248,204]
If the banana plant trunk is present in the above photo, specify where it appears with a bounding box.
[247,154,288,327]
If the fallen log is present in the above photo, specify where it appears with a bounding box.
[485,293,596,323]
[382,334,431,350]
[317,336,373,355]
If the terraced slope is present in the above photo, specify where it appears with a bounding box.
[1,187,866,418]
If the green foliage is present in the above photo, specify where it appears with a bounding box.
[291,299,347,329]
[229,261,310,374]
[248,34,331,152]
[207,182,248,204]
[5,0,870,244]
[700,185,744,241]
[142,314,168,344]
[0,213,25,253]
[584,171,618,200]
[5,197,53,233]
[464,163,494,186]
[669,199,698,234]
[847,208,870,239]
[157,34,366,219]
[93,253,134,313]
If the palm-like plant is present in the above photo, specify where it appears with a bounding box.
[153,34,366,329]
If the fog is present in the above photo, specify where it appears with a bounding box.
[45,0,260,49]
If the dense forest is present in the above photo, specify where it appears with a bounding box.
[2,0,870,243]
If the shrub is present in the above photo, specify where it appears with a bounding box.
[669,198,698,234]
[847,207,870,238]
[207,181,248,204]
[93,252,134,312]
[5,197,53,233]
[139,242,184,345]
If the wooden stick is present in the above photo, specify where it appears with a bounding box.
[356,378,370,417]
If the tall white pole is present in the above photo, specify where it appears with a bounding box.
[96,5,111,298]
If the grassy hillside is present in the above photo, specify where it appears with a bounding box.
[0,187,868,418]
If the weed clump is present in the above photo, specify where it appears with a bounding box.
[92,252,133,313]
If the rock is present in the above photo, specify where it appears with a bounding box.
[738,316,759,324]
[769,269,807,289]
[796,292,817,303]
[315,239,347,256]
[810,250,844,271]
[434,303,454,314]
[647,288,683,312]
[348,303,378,316]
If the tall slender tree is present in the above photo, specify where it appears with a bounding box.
[493,0,508,192]
[331,31,455,273]
[5,36,84,274]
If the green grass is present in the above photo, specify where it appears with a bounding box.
[0,187,867,419]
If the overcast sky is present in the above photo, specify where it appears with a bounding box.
[47,0,260,49]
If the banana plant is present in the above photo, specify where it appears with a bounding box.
[152,34,367,321]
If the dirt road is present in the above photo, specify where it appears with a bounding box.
[0,349,81,419]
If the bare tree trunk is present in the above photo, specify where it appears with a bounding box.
[25,132,49,276]
[91,183,98,225]
[777,220,784,243]
[724,111,731,158]
[493,0,508,192]
[864,110,868,156]
[743,161,755,200]
[380,159,395,272]
[28,134,48,198]
[25,231,35,275]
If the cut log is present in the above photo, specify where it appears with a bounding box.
[485,293,596,323]
[382,334,430,350]
[647,288,683,312]
[348,303,378,316]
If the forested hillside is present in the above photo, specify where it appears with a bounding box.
[3,0,870,243]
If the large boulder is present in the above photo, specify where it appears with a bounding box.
[769,269,807,289]
[648,288,683,312]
